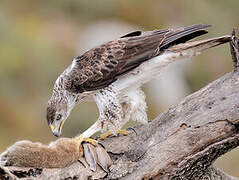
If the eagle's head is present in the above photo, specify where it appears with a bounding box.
[46,96,71,137]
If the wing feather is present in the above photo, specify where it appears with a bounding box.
[64,24,210,93]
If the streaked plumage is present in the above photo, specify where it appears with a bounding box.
[46,24,231,138]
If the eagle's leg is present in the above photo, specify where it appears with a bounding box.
[98,92,135,140]
[93,86,123,134]
[73,87,124,145]
[99,88,148,140]
[74,86,124,144]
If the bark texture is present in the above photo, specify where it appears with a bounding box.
[0,32,239,180]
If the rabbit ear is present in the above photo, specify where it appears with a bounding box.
[96,145,112,173]
[83,143,98,172]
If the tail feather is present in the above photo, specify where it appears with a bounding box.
[167,35,232,53]
[160,24,211,49]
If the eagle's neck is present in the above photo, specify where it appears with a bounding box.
[53,73,78,108]
[52,64,87,110]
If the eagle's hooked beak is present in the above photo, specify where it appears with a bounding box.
[50,125,55,131]
[50,121,63,137]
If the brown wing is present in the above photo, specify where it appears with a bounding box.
[64,24,210,93]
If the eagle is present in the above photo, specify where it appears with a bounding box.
[46,24,231,144]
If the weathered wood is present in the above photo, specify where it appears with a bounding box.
[200,166,239,180]
[0,32,239,180]
[230,29,239,71]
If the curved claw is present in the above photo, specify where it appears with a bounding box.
[126,127,137,136]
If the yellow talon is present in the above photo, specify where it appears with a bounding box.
[73,135,98,146]
[100,129,129,140]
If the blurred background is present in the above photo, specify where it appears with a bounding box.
[0,0,238,176]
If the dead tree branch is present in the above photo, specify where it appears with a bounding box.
[1,32,239,180]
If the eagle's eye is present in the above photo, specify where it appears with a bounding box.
[56,114,62,121]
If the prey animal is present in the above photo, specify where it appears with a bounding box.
[46,24,231,144]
